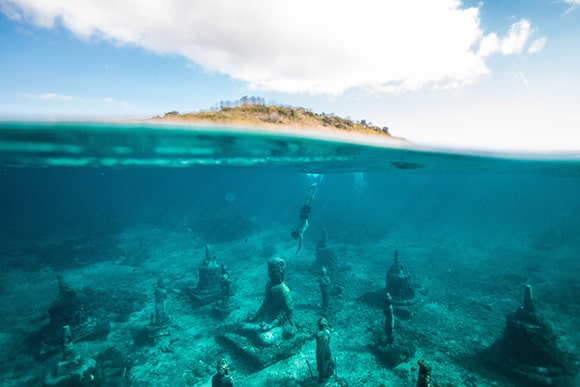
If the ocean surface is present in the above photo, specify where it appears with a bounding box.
[0,122,579,386]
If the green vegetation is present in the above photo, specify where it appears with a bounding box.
[153,103,391,137]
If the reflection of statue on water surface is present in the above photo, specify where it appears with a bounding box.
[242,257,295,346]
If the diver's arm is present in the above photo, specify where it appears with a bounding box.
[305,174,323,205]
[305,185,318,206]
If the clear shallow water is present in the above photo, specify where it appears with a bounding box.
[0,122,579,386]
[1,121,579,174]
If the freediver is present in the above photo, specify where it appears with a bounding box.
[291,175,323,254]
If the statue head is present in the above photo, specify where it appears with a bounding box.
[268,257,286,284]
[318,317,328,330]
[216,358,229,376]
[321,266,328,276]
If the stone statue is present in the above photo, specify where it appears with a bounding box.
[198,245,222,292]
[315,228,338,271]
[219,257,308,369]
[416,359,433,387]
[61,325,80,364]
[146,278,171,339]
[190,245,223,305]
[212,264,238,319]
[386,250,419,306]
[153,277,168,326]
[483,284,577,386]
[371,290,417,368]
[44,325,104,387]
[244,257,295,346]
[49,275,82,329]
[219,264,233,305]
[384,292,395,344]
[211,358,234,387]
[315,317,335,383]
[41,275,109,357]
[319,267,332,313]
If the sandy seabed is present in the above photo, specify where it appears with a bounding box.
[0,224,579,386]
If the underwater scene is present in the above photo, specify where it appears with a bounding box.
[0,122,579,387]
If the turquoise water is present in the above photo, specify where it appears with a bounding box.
[0,122,579,386]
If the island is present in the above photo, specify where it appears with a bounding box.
[150,97,393,139]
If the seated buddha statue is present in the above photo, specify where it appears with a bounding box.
[242,257,296,346]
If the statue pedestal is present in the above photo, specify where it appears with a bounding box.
[219,328,310,370]
[212,302,239,319]
[144,323,172,340]
[189,289,222,306]
[371,337,417,369]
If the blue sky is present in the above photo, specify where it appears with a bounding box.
[1,0,579,152]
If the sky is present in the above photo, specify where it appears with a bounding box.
[0,0,579,152]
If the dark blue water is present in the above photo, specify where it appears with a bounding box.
[2,166,580,248]
[1,122,578,248]
[0,122,579,386]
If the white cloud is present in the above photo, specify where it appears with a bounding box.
[527,37,547,54]
[563,0,580,7]
[562,0,580,14]
[0,1,21,20]
[477,19,544,57]
[476,32,498,58]
[19,92,84,102]
[499,20,532,55]
[19,92,127,106]
[2,0,545,94]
